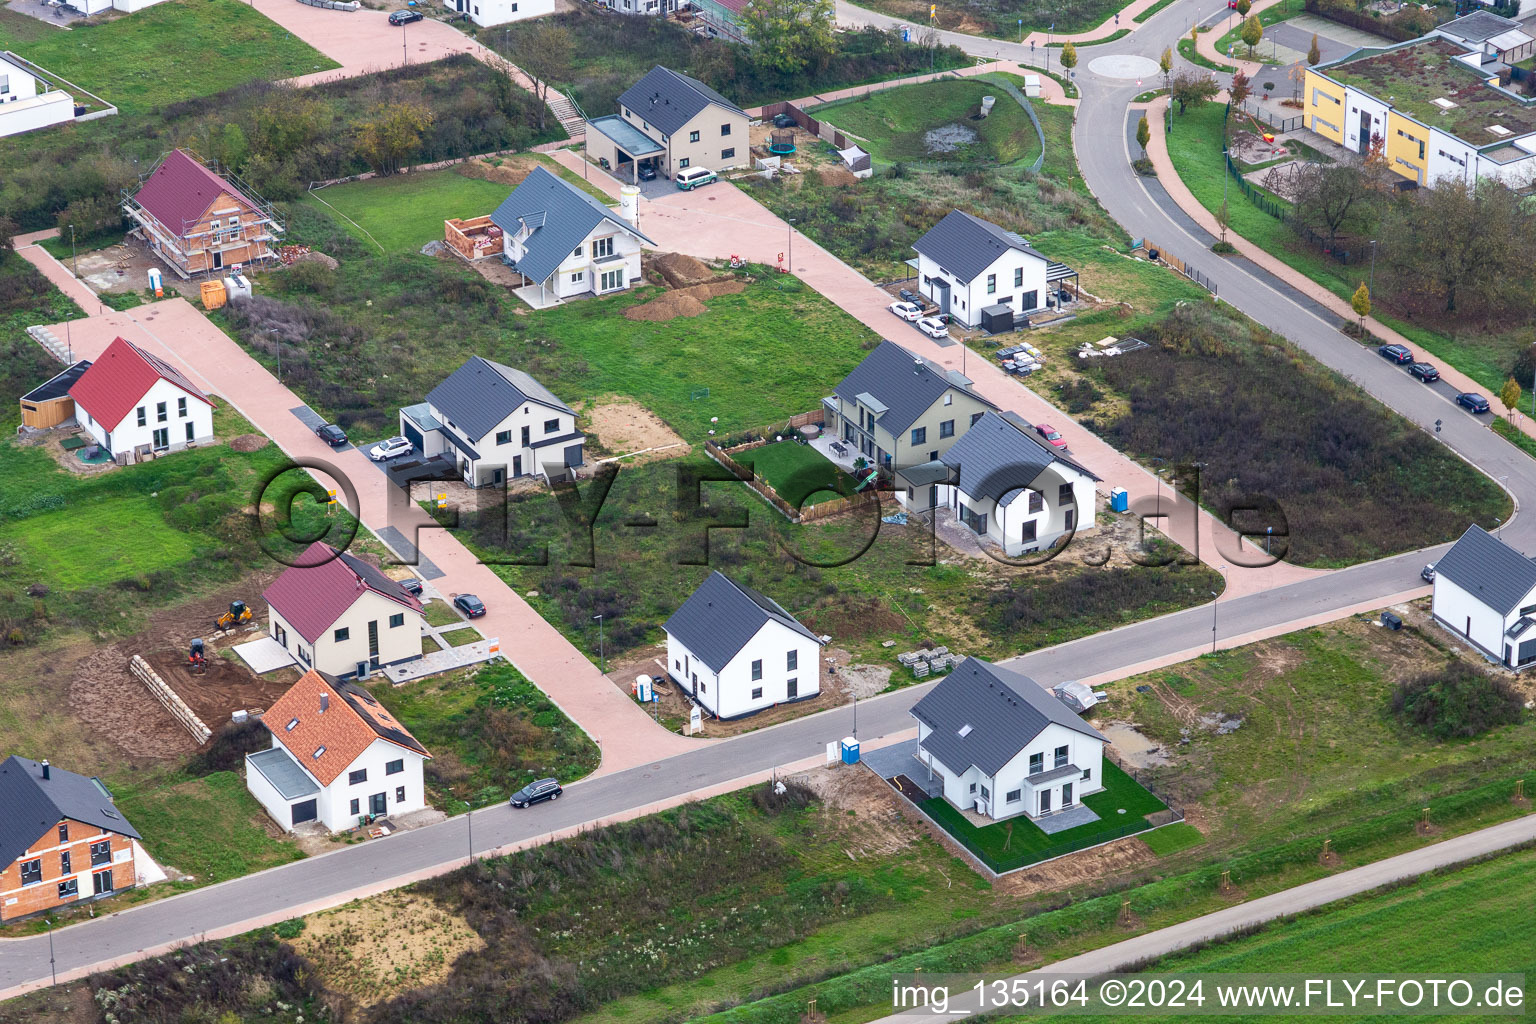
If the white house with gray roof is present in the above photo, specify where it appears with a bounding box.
[912,209,1077,330]
[489,166,654,307]
[825,339,998,501]
[585,66,749,183]
[911,657,1105,823]
[399,356,584,487]
[663,571,824,720]
[924,410,1099,552]
[1431,523,1536,670]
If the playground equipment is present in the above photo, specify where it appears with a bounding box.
[853,466,879,491]
[768,130,796,155]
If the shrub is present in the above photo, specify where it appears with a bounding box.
[1390,662,1523,740]
[1132,158,1157,176]
[187,719,271,776]
[1211,240,1237,254]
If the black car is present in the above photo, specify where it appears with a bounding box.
[454,593,486,618]
[1378,343,1413,364]
[1456,392,1490,414]
[1408,362,1440,383]
[510,778,562,808]
[772,112,796,129]
[314,423,348,447]
[398,577,424,597]
[637,163,658,181]
[388,8,422,24]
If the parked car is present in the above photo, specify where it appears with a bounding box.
[772,112,796,129]
[510,778,562,808]
[368,436,413,461]
[314,423,348,447]
[888,300,923,322]
[1378,343,1413,364]
[899,288,921,304]
[1456,392,1491,414]
[916,316,949,339]
[398,577,424,597]
[637,163,658,181]
[1421,562,1437,582]
[1408,362,1440,383]
[388,9,422,23]
[1035,423,1068,450]
[454,593,486,618]
[675,167,717,190]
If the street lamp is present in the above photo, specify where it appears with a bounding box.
[787,217,795,275]
[593,613,605,673]
[1368,239,1377,296]
[70,224,77,282]
[466,803,473,865]
[1210,589,1219,653]
[403,21,408,67]
[1151,457,1167,520]
[47,919,56,987]
[263,327,281,382]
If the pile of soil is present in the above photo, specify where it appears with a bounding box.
[292,250,339,270]
[624,279,745,322]
[651,252,718,289]
[815,164,860,188]
[227,434,270,452]
[456,156,542,186]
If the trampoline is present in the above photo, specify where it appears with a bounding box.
[768,129,797,155]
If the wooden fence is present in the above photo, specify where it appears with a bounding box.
[757,101,861,154]
[706,439,885,524]
[129,654,212,745]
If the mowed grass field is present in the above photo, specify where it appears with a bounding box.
[818,77,1042,166]
[4,498,211,588]
[308,161,616,255]
[738,440,859,507]
[0,0,336,114]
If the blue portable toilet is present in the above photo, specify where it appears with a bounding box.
[1110,486,1129,513]
[841,736,860,765]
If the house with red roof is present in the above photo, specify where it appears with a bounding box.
[246,669,432,831]
[69,337,214,459]
[122,149,282,279]
[263,541,426,680]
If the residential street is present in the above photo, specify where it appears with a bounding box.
[4,0,1536,998]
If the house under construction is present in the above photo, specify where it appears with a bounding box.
[122,149,283,280]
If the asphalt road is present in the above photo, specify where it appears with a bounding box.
[4,1,1536,996]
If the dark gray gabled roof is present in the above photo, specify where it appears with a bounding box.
[1434,524,1536,616]
[940,410,1100,507]
[910,658,1104,777]
[0,755,142,866]
[618,65,744,139]
[426,356,575,443]
[833,340,998,435]
[1438,10,1523,43]
[488,165,653,285]
[912,209,1050,286]
[22,360,92,403]
[663,571,821,674]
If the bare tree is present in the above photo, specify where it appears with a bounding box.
[1288,162,1374,245]
[495,21,574,134]
[1378,178,1531,315]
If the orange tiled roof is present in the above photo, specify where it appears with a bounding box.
[265,670,429,786]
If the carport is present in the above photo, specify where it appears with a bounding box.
[585,115,666,183]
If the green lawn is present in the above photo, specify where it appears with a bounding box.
[422,600,464,627]
[918,761,1168,873]
[366,660,598,811]
[816,77,1042,167]
[308,161,612,255]
[1211,0,1304,63]
[1,498,212,588]
[439,626,482,647]
[735,440,858,507]
[111,770,303,884]
[0,0,336,114]
[1138,821,1205,856]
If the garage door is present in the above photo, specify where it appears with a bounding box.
[401,421,423,451]
[291,800,317,825]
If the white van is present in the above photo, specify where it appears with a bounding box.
[675,166,718,190]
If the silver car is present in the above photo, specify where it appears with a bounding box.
[368,436,413,462]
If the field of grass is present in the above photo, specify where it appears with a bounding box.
[816,77,1041,166]
[3,498,214,588]
[919,761,1167,872]
[422,599,463,627]
[1211,0,1303,62]
[856,0,1139,40]
[0,0,335,114]
[438,626,481,647]
[737,440,858,507]
[1163,99,1529,394]
[307,160,612,255]
[368,660,598,811]
[0,255,84,433]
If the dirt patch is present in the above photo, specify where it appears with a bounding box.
[622,278,746,322]
[292,890,485,1009]
[990,836,1159,897]
[145,648,296,728]
[74,238,188,298]
[15,426,121,477]
[793,762,918,858]
[1099,721,1171,769]
[227,434,270,453]
[650,251,718,289]
[577,397,690,463]
[470,255,529,289]
[454,155,547,187]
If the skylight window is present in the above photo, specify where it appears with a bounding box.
[958,724,974,738]
[313,746,327,759]
[286,718,299,732]
[1488,124,1512,137]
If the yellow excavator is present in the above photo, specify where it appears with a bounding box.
[215,600,252,631]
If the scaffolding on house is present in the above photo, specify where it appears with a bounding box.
[120,152,286,281]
